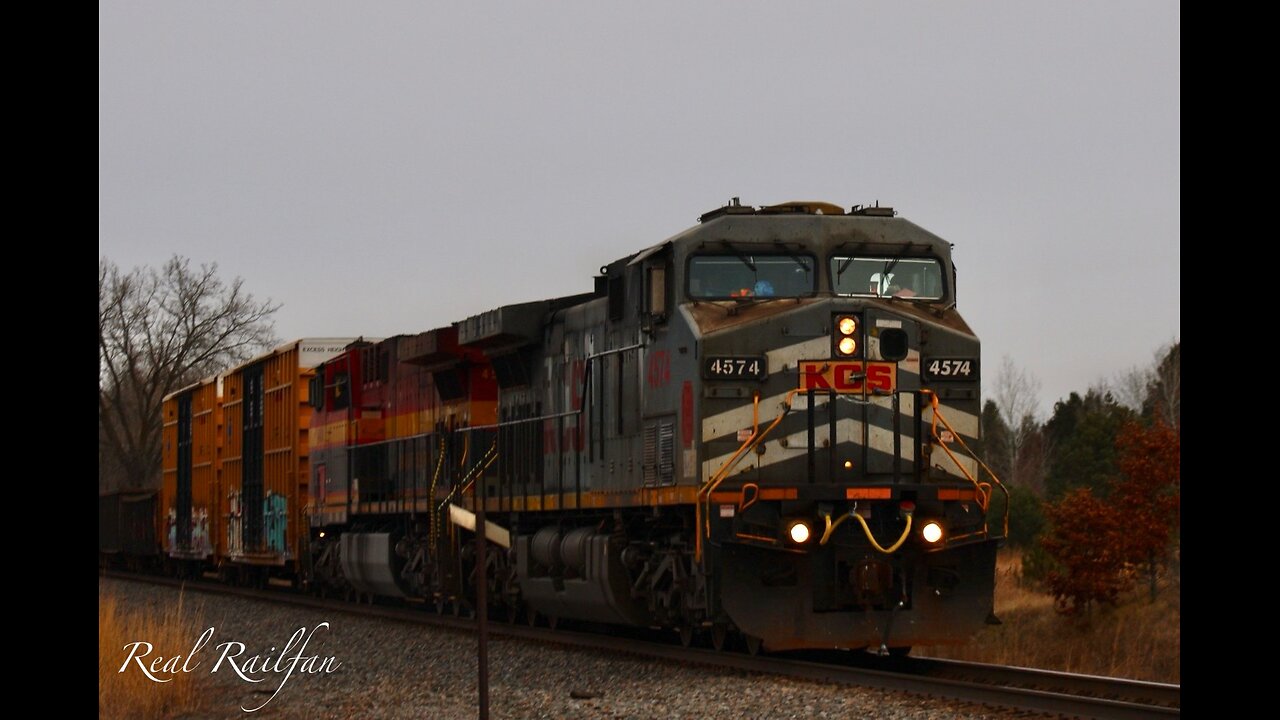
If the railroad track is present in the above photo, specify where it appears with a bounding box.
[100,570,1178,719]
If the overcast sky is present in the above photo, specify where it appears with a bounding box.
[99,1,1179,418]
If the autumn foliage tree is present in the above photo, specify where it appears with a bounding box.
[1040,418,1180,616]
[1041,488,1131,616]
[1112,420,1180,600]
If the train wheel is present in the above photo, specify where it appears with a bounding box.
[526,609,539,627]
[744,635,762,657]
[712,624,728,652]
[546,614,559,630]
[887,646,912,658]
[434,596,445,615]
[679,624,694,648]
[506,604,521,625]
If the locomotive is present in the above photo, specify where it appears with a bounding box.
[120,199,1007,655]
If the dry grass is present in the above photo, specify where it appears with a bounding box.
[916,548,1180,683]
[99,585,207,719]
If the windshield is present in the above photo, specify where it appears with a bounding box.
[830,256,945,299]
[688,254,816,299]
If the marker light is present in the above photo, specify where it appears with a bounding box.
[921,521,944,544]
[838,316,858,335]
[319,531,326,538]
[788,521,812,544]
[838,337,858,355]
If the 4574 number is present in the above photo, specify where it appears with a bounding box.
[924,357,978,381]
[704,356,766,380]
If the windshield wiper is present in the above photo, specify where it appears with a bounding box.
[835,255,856,280]
[878,243,925,295]
[881,257,901,285]
[719,240,756,272]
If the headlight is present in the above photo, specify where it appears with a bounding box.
[832,314,861,358]
[921,521,944,544]
[788,520,812,544]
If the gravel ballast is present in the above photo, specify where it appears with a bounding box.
[100,578,1047,719]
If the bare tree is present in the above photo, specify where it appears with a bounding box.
[992,355,1043,491]
[1147,341,1180,429]
[98,256,280,491]
[1106,339,1180,428]
[1109,363,1152,414]
[1012,415,1051,496]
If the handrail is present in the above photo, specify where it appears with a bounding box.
[695,388,800,562]
[695,392,758,563]
[458,429,470,470]
[919,390,1010,538]
[436,437,499,514]
[427,436,447,555]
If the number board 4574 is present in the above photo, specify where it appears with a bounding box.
[703,356,767,380]
[923,357,979,382]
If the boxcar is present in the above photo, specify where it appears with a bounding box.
[219,338,353,580]
[160,376,222,572]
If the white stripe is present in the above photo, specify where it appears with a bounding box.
[767,336,832,374]
[928,402,979,439]
[704,394,921,477]
[926,402,981,479]
[702,390,796,440]
[930,446,980,480]
[900,348,922,377]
